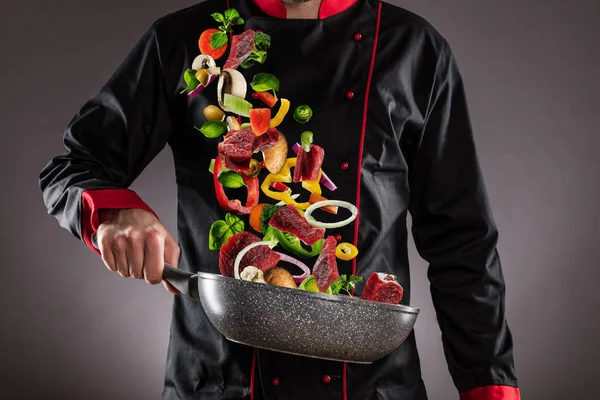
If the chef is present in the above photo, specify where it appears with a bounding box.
[39,0,520,398]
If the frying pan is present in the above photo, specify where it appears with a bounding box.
[161,265,419,364]
[92,234,420,363]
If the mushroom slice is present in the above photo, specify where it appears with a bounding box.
[226,116,241,132]
[261,132,288,174]
[217,68,247,109]
[191,54,217,71]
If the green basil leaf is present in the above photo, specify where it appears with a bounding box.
[208,214,246,250]
[225,213,244,235]
[224,8,239,20]
[196,121,227,138]
[211,13,225,23]
[230,16,245,25]
[210,31,228,49]
[218,171,246,188]
[208,221,230,250]
[250,73,280,93]
[184,69,200,91]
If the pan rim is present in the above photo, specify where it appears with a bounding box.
[196,271,420,315]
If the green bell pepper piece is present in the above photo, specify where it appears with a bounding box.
[273,229,323,258]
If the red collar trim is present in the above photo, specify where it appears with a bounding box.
[251,0,358,19]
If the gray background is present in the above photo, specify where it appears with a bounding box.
[1,0,598,399]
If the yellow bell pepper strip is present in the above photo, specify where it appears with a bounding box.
[269,98,290,128]
[336,242,359,261]
[261,157,313,209]
[301,169,322,196]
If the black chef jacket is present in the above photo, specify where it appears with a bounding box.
[39,0,520,399]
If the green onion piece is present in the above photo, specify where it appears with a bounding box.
[223,94,253,117]
[300,131,313,152]
[240,122,251,128]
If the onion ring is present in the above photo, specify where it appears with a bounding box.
[275,252,310,283]
[304,200,358,229]
[234,240,278,280]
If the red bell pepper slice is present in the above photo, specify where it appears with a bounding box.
[213,156,259,214]
[270,181,289,192]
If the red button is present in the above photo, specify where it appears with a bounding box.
[334,234,342,242]
[322,375,331,383]
[354,33,362,41]
[272,378,280,386]
[345,91,355,100]
[340,161,349,170]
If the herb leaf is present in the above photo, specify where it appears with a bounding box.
[231,16,245,25]
[259,205,283,234]
[183,69,200,92]
[208,213,245,250]
[195,120,227,138]
[329,274,364,296]
[209,158,231,174]
[210,31,228,49]
[211,13,225,23]
[224,8,240,19]
[250,73,280,93]
[218,171,246,188]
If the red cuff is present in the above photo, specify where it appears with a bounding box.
[81,189,158,255]
[460,385,521,400]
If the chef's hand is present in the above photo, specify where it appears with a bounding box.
[96,208,181,294]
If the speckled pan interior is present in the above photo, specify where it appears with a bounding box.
[196,272,420,363]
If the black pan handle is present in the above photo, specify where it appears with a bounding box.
[91,232,199,299]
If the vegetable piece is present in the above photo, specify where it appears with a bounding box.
[234,239,278,280]
[249,203,268,232]
[294,105,313,124]
[292,142,337,191]
[244,159,261,178]
[195,69,211,86]
[304,200,358,229]
[204,105,225,121]
[300,131,313,152]
[218,170,246,189]
[259,205,283,234]
[335,242,359,261]
[261,132,288,174]
[309,193,337,214]
[270,181,289,192]
[213,156,259,214]
[263,267,298,289]
[195,120,227,138]
[299,276,333,294]
[270,227,324,259]
[183,69,200,92]
[240,31,272,69]
[192,54,217,71]
[240,266,266,283]
[226,115,241,132]
[209,158,230,174]
[275,193,300,206]
[255,91,277,108]
[269,99,290,128]
[240,122,251,128]
[250,108,271,136]
[223,94,253,117]
[250,73,280,93]
[208,213,245,250]
[274,252,310,283]
[330,274,363,296]
[217,69,248,109]
[261,158,312,210]
[199,28,228,59]
[187,74,218,98]
[301,169,322,196]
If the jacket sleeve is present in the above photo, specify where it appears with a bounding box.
[407,40,520,399]
[39,19,173,255]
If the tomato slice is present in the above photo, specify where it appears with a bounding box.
[256,92,278,108]
[250,108,271,136]
[199,29,227,60]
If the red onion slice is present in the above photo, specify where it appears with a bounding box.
[292,142,337,191]
[188,74,218,98]
[275,251,310,283]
